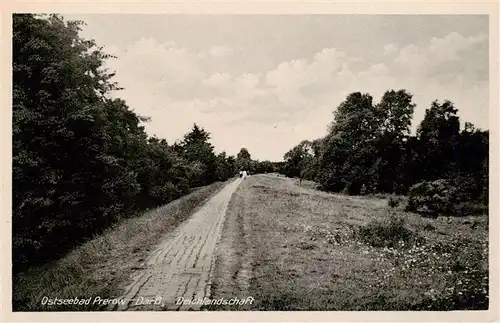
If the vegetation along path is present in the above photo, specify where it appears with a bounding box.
[111,178,243,311]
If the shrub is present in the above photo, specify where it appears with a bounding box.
[405,179,457,216]
[406,179,487,217]
[357,215,423,248]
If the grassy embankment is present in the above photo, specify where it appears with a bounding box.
[13,180,232,311]
[209,174,488,311]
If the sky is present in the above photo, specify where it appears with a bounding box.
[63,14,489,161]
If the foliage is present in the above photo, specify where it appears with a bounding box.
[406,177,487,217]
[282,140,315,179]
[236,148,252,171]
[280,89,488,210]
[405,180,456,216]
[12,14,238,271]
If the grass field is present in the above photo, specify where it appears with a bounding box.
[209,174,489,311]
[12,180,231,311]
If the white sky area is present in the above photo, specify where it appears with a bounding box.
[63,14,489,161]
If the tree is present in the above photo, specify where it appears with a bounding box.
[214,151,237,181]
[318,92,379,194]
[415,100,461,181]
[371,89,416,193]
[180,124,217,186]
[254,160,274,174]
[458,123,488,176]
[283,140,315,179]
[236,147,252,170]
[376,90,415,141]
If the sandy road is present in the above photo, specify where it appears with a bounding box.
[111,178,243,311]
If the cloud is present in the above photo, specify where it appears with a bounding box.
[103,31,488,160]
[208,45,234,57]
[262,48,356,114]
[393,32,488,84]
[202,72,231,87]
[383,43,398,56]
[394,44,425,76]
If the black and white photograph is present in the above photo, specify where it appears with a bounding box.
[4,3,497,320]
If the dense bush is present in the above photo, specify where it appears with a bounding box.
[405,180,457,216]
[357,215,423,248]
[405,177,487,217]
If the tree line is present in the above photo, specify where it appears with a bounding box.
[281,90,488,209]
[12,14,280,271]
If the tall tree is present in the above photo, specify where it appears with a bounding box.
[318,92,379,194]
[236,147,252,171]
[416,100,461,180]
[283,140,315,179]
[181,124,217,186]
[372,89,416,193]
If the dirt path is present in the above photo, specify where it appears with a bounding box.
[111,178,242,311]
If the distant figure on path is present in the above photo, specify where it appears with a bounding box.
[242,170,248,179]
